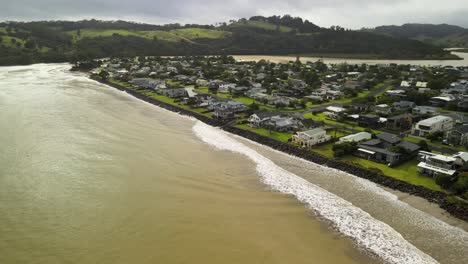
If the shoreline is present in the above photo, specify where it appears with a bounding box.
[90,76,468,222]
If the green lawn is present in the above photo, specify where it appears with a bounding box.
[235,124,292,143]
[312,143,334,157]
[66,27,230,43]
[108,79,213,117]
[405,135,467,152]
[138,30,188,42]
[341,157,441,191]
[67,29,188,43]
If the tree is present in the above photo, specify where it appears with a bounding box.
[426,131,443,142]
[435,174,454,189]
[99,70,109,80]
[452,173,468,195]
[24,39,36,49]
[332,142,358,157]
[418,140,429,151]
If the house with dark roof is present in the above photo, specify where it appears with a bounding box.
[301,119,326,129]
[386,113,413,131]
[266,116,299,132]
[392,101,415,111]
[358,114,380,128]
[248,111,282,127]
[355,132,420,165]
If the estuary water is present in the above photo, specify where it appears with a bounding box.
[0,64,467,264]
[233,51,468,66]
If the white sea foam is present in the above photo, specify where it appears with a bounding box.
[192,121,438,264]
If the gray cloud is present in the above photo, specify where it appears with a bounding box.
[0,0,467,28]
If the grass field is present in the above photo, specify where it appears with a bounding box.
[235,124,292,142]
[341,157,441,191]
[66,28,230,43]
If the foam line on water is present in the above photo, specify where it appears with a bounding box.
[192,121,438,264]
[226,128,468,241]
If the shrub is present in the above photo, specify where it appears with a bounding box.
[435,174,454,189]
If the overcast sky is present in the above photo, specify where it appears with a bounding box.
[1,0,467,29]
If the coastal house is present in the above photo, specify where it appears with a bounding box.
[374,104,392,115]
[214,101,248,113]
[213,108,235,119]
[417,151,459,177]
[386,113,413,131]
[217,82,237,94]
[248,111,281,127]
[324,106,346,120]
[430,95,456,107]
[445,124,468,147]
[412,106,438,116]
[339,132,372,143]
[196,78,209,86]
[129,78,165,90]
[266,116,299,132]
[392,101,415,111]
[412,115,454,137]
[358,114,380,128]
[349,103,370,113]
[158,88,187,98]
[245,88,267,98]
[231,86,249,97]
[292,128,331,147]
[355,132,420,166]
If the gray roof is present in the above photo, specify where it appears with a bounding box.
[388,113,413,120]
[376,132,402,144]
[361,139,382,146]
[253,111,282,119]
[397,141,421,153]
[452,124,468,134]
[357,145,399,156]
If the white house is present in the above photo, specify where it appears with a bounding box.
[218,83,237,94]
[248,112,281,127]
[196,79,209,86]
[417,151,460,177]
[339,132,372,143]
[324,106,346,120]
[292,128,331,147]
[412,115,454,137]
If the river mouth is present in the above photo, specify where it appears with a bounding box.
[0,63,467,264]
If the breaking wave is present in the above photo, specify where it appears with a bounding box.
[192,121,438,264]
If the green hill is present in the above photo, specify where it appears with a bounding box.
[0,16,460,66]
[368,23,468,48]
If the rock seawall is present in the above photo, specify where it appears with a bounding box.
[92,76,467,222]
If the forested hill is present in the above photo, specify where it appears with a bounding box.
[368,23,468,48]
[0,15,459,66]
